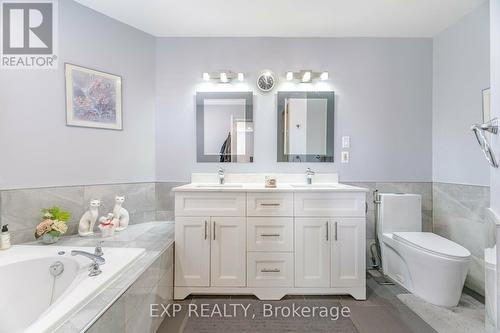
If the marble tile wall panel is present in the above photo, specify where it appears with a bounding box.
[433,182,492,296]
[86,245,173,333]
[84,182,156,224]
[0,182,156,244]
[155,182,186,221]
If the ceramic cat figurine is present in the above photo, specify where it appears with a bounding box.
[78,199,100,236]
[113,196,129,231]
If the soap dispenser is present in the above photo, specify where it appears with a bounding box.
[0,224,11,250]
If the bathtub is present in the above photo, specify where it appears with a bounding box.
[0,245,145,333]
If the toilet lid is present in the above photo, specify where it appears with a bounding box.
[393,232,471,259]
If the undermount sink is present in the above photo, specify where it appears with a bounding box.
[194,184,244,188]
[290,184,341,188]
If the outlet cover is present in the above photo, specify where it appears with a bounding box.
[341,151,349,163]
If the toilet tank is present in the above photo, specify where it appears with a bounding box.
[378,193,422,237]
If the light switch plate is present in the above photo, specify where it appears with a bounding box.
[342,136,350,148]
[341,151,349,163]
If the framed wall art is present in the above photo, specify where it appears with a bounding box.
[65,63,122,130]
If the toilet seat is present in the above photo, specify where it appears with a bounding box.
[392,232,471,260]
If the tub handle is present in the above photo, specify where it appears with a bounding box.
[95,241,104,256]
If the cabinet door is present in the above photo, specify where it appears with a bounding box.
[175,217,210,287]
[211,217,246,287]
[331,218,366,287]
[295,218,330,287]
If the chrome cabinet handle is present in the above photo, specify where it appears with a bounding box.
[261,268,280,273]
[261,233,280,237]
[260,203,281,206]
[326,221,329,241]
[335,221,338,241]
[213,221,216,240]
[204,220,207,240]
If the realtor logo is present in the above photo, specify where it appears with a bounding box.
[1,0,58,69]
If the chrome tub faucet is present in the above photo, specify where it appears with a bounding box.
[71,243,105,276]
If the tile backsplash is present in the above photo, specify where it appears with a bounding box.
[0,179,494,297]
[0,182,158,244]
[433,182,492,296]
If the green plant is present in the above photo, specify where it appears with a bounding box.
[41,206,71,222]
[35,206,71,239]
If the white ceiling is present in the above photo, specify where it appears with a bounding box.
[74,0,487,37]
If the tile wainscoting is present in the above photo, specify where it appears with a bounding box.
[433,182,493,296]
[0,182,157,244]
[0,180,492,297]
[155,182,185,221]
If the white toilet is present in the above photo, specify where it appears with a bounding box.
[378,193,471,307]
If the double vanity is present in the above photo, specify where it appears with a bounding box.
[173,173,368,300]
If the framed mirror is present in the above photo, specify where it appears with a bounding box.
[277,91,334,162]
[196,92,254,163]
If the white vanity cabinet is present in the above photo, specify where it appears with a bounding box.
[174,186,367,301]
[210,216,246,286]
[331,217,365,287]
[175,216,246,287]
[294,217,365,289]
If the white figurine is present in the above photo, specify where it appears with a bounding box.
[113,196,129,231]
[78,199,100,236]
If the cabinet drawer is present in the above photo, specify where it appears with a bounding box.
[247,193,293,216]
[247,217,293,252]
[247,252,293,287]
[294,192,366,217]
[175,192,246,217]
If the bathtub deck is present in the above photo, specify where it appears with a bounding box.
[26,221,175,333]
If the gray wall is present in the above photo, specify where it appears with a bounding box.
[155,37,433,183]
[490,1,500,215]
[489,1,500,327]
[431,2,491,295]
[432,1,490,186]
[0,0,156,190]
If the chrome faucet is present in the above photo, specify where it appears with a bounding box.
[218,167,225,185]
[71,249,105,276]
[306,168,315,185]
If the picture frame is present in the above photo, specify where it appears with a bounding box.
[482,87,491,123]
[65,63,123,130]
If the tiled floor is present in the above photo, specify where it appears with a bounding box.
[157,276,439,333]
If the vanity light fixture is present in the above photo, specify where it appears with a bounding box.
[201,71,245,83]
[285,70,330,83]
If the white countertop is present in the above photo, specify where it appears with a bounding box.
[173,182,369,192]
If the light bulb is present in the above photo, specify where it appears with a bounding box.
[202,72,210,81]
[286,72,294,81]
[302,71,311,82]
[237,73,244,81]
[320,72,329,80]
[220,72,228,83]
